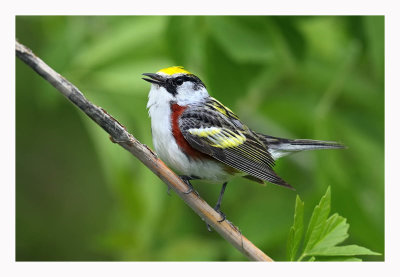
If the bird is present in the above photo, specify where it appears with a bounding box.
[143,66,344,222]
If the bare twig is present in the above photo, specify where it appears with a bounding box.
[15,40,273,262]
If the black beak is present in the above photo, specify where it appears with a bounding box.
[142,73,166,85]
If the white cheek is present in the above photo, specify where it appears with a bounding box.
[176,84,209,105]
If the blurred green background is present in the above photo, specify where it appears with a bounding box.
[16,16,384,261]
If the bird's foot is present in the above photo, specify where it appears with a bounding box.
[206,182,228,231]
[215,208,226,223]
[179,175,199,196]
[206,206,227,231]
[183,183,194,194]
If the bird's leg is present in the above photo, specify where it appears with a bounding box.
[207,182,228,231]
[214,182,228,222]
[179,175,199,195]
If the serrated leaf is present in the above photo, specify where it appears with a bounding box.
[308,213,349,252]
[287,195,304,261]
[307,244,381,256]
[303,186,331,252]
[295,186,380,261]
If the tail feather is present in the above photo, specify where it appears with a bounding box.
[257,133,345,160]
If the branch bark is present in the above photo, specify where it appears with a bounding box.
[15,40,273,262]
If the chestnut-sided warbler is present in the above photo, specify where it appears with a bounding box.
[143,66,344,221]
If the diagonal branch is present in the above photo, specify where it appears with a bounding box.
[15,40,273,262]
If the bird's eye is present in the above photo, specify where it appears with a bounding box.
[175,78,184,86]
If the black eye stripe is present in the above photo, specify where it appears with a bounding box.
[175,75,203,85]
[163,74,206,95]
[175,77,185,85]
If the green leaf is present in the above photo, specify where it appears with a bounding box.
[287,195,304,261]
[294,186,381,261]
[315,256,362,262]
[307,245,381,257]
[303,186,331,253]
[309,213,349,251]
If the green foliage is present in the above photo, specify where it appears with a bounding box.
[286,196,304,261]
[287,187,380,261]
[16,16,384,261]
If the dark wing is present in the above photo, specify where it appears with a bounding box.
[179,100,293,189]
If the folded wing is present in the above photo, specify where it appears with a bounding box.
[179,102,293,189]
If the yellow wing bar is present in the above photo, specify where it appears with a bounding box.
[188,127,246,148]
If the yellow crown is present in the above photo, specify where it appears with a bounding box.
[157,66,191,76]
